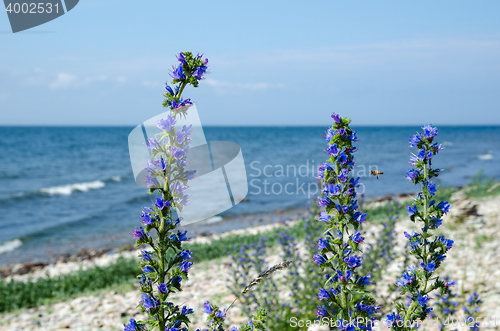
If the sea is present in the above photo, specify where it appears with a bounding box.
[0,126,499,265]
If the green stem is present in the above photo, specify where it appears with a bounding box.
[404,301,418,325]
[334,162,349,321]
[406,158,430,327]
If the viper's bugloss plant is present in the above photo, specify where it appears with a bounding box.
[386,125,455,330]
[429,277,458,331]
[124,52,209,331]
[315,113,380,330]
[463,292,482,331]
[225,202,325,330]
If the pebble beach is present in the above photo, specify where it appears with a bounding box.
[0,190,499,331]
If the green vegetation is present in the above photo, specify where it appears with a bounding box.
[464,170,500,199]
[0,257,139,313]
[0,217,309,314]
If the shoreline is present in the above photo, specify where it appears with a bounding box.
[0,185,470,279]
[0,206,309,279]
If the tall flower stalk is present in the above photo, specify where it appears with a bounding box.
[314,113,379,330]
[124,52,209,331]
[387,125,454,330]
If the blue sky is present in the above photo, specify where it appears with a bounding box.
[1,0,499,126]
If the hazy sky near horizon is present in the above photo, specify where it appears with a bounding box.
[1,1,500,126]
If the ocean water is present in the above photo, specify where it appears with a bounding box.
[0,125,499,265]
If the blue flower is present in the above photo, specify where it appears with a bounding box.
[215,309,226,318]
[142,265,155,273]
[141,251,153,262]
[337,269,352,282]
[421,262,436,273]
[407,205,418,217]
[353,211,367,223]
[146,138,158,149]
[143,175,159,187]
[164,83,175,95]
[316,305,329,317]
[337,168,349,182]
[445,280,456,287]
[356,274,371,286]
[179,260,193,272]
[181,305,194,315]
[397,272,414,287]
[157,115,176,131]
[194,65,208,80]
[180,249,193,260]
[344,255,362,268]
[326,143,339,156]
[171,146,185,160]
[431,217,443,228]
[140,212,152,225]
[351,231,364,244]
[325,128,336,141]
[406,169,420,182]
[417,293,430,307]
[337,152,348,164]
[436,236,454,249]
[409,133,422,147]
[331,113,340,123]
[427,180,437,196]
[312,254,328,265]
[349,130,360,142]
[158,283,167,293]
[318,288,331,300]
[422,125,438,139]
[324,183,341,196]
[155,197,165,210]
[317,163,333,179]
[123,318,140,331]
[318,212,331,223]
[176,52,188,65]
[172,98,192,109]
[171,64,185,80]
[204,301,213,314]
[318,196,333,207]
[130,227,147,239]
[437,201,451,214]
[139,293,157,310]
[178,230,188,241]
[317,237,329,250]
[386,312,402,327]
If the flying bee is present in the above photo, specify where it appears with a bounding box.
[370,170,384,180]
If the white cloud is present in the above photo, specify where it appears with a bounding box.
[204,79,284,95]
[49,73,77,90]
[141,80,163,89]
[49,73,109,90]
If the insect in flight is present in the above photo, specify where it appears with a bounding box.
[370,170,384,180]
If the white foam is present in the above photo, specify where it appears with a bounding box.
[205,216,224,224]
[0,239,23,255]
[40,180,106,196]
[111,176,122,182]
[478,153,493,160]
